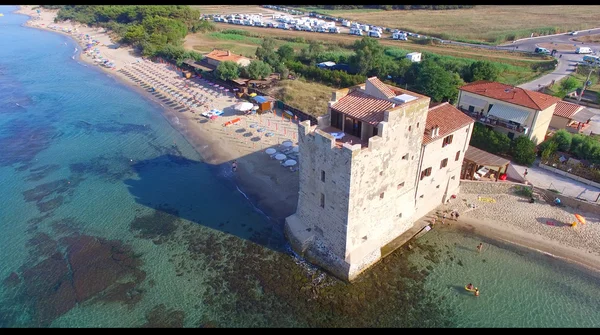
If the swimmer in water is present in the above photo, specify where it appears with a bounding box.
[477,243,483,252]
[474,288,480,296]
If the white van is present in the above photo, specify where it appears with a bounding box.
[576,47,593,54]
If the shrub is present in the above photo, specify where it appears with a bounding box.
[514,185,533,198]
[552,129,572,152]
[511,136,537,166]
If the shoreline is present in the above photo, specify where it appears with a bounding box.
[13,6,600,276]
[453,218,600,277]
[14,5,297,225]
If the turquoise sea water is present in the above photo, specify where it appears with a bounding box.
[1,6,599,328]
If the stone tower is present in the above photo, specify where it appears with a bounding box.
[285,77,431,281]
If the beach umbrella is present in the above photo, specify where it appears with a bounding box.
[275,154,286,161]
[234,102,254,112]
[292,146,299,153]
[282,141,293,148]
[265,148,277,155]
[283,159,297,167]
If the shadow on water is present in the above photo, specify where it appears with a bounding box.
[124,154,286,253]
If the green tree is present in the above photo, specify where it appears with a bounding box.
[414,59,463,102]
[216,61,240,81]
[256,38,280,67]
[468,60,500,82]
[511,136,537,166]
[551,129,573,152]
[246,60,273,80]
[274,63,289,79]
[350,37,385,76]
[277,44,295,63]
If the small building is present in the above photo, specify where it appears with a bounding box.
[406,52,422,62]
[204,49,252,68]
[252,95,276,113]
[550,100,595,132]
[457,81,561,145]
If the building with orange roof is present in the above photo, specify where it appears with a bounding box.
[285,77,475,282]
[204,49,252,68]
[550,100,595,132]
[457,80,561,145]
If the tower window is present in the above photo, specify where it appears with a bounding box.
[440,158,448,169]
[380,192,385,199]
[321,170,326,182]
[417,122,420,128]
[455,151,460,161]
[442,135,453,147]
[320,193,325,208]
[408,125,412,131]
[402,153,408,160]
[397,182,405,189]
[420,167,432,180]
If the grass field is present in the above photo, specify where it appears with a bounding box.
[300,6,600,44]
[266,79,333,117]
[574,34,600,44]
[184,26,552,86]
[191,5,273,15]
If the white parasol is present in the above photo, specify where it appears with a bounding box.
[283,159,297,167]
[235,102,254,112]
[265,148,276,155]
[275,154,286,161]
[282,141,293,148]
[292,146,299,153]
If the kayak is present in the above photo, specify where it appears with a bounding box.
[465,286,477,292]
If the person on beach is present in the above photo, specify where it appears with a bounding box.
[450,211,455,220]
[442,213,447,224]
[231,160,237,172]
[454,211,460,221]
[523,168,528,179]
[477,243,483,252]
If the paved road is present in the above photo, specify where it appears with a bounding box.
[511,159,600,202]
[505,29,600,90]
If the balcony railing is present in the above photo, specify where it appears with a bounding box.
[460,108,525,133]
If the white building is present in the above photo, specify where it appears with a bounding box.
[406,52,422,62]
[285,77,474,281]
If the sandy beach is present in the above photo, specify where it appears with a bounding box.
[438,192,600,273]
[16,5,301,223]
[15,6,600,274]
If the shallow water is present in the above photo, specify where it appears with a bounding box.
[408,227,600,327]
[1,6,600,328]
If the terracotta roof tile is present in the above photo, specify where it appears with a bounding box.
[331,90,394,125]
[367,77,396,98]
[422,103,474,145]
[553,100,583,119]
[460,81,560,110]
[205,50,251,63]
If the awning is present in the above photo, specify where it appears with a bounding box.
[488,104,529,124]
[571,108,595,123]
[460,95,488,109]
[464,145,510,168]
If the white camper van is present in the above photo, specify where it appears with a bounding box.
[368,31,381,38]
[392,32,408,40]
[576,47,593,54]
[350,28,363,36]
